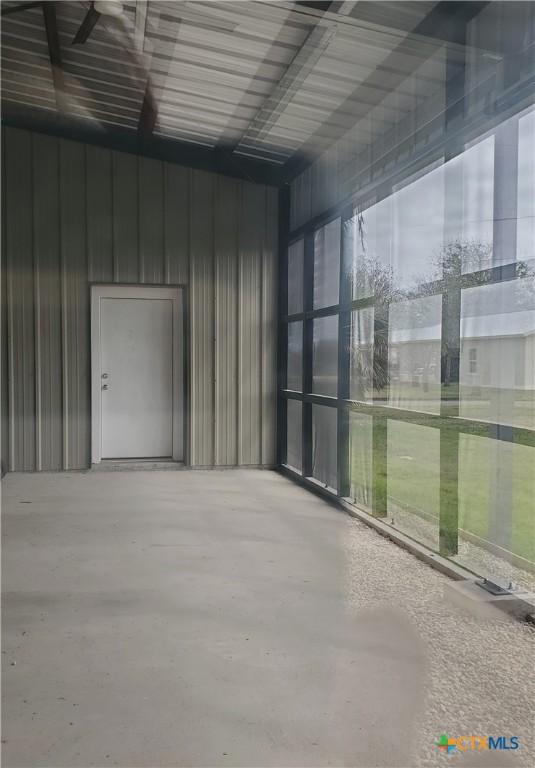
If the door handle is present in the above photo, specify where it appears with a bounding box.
[102,384,109,390]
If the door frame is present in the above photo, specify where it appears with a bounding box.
[90,284,184,464]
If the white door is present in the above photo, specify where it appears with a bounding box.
[91,286,183,462]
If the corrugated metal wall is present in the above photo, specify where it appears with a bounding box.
[1,127,278,471]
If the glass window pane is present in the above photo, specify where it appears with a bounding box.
[312,315,338,397]
[349,412,373,512]
[391,162,444,291]
[345,199,392,301]
[387,421,440,551]
[443,136,495,274]
[460,278,535,430]
[456,435,535,591]
[517,108,535,262]
[350,307,374,402]
[288,239,304,315]
[313,218,340,309]
[312,405,337,491]
[286,400,302,473]
[388,295,442,414]
[287,321,302,391]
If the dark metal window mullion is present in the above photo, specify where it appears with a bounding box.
[302,231,314,477]
[277,186,290,467]
[438,28,467,555]
[371,299,389,519]
[337,207,352,498]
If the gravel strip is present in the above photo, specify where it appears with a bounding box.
[344,518,535,767]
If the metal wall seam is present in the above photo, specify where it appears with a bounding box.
[33,134,63,471]
[1,129,7,475]
[60,138,90,470]
[238,182,263,465]
[214,174,239,466]
[190,169,215,466]
[60,137,69,470]
[236,181,242,467]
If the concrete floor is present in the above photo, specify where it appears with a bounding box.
[2,470,534,768]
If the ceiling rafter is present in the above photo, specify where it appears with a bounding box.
[225,1,337,163]
[1,1,42,17]
[136,0,158,141]
[42,1,67,113]
[283,0,490,180]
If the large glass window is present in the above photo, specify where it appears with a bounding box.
[391,163,445,291]
[312,405,337,491]
[387,421,440,551]
[312,315,338,397]
[388,296,442,414]
[286,400,302,473]
[281,7,534,591]
[459,279,535,430]
[288,239,304,315]
[456,435,534,586]
[349,413,373,512]
[349,308,374,402]
[313,219,340,309]
[517,108,535,262]
[287,321,303,392]
[346,196,392,301]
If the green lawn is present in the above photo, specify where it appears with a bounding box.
[349,415,535,567]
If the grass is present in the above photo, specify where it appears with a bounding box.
[349,413,535,567]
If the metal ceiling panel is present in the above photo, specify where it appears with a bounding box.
[2,0,480,181]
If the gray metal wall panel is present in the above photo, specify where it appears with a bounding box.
[33,133,62,470]
[190,169,215,467]
[59,139,90,470]
[112,151,139,283]
[164,164,190,286]
[214,175,239,466]
[2,128,277,471]
[86,146,113,283]
[238,182,263,465]
[5,128,35,471]
[139,157,164,284]
[1,130,8,475]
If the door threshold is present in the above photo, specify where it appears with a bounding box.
[91,459,184,472]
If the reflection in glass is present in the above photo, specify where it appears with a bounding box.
[446,136,495,274]
[346,197,392,300]
[287,321,302,391]
[286,400,302,473]
[313,218,340,309]
[350,308,374,402]
[349,412,373,512]
[282,1,534,587]
[388,295,442,414]
[517,108,535,262]
[460,279,535,430]
[392,162,444,289]
[288,239,304,315]
[312,315,338,397]
[456,434,535,590]
[387,421,440,551]
[312,405,337,491]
